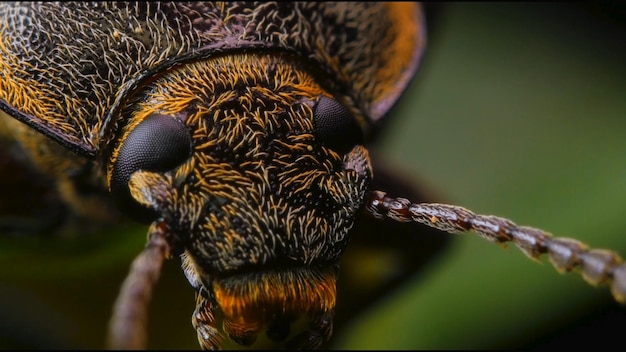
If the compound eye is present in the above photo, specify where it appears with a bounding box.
[111,113,192,222]
[313,96,364,154]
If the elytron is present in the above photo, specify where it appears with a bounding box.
[0,2,624,350]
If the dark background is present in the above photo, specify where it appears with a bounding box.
[1,2,626,350]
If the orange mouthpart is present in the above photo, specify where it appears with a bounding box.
[212,265,338,343]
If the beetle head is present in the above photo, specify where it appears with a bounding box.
[106,52,372,346]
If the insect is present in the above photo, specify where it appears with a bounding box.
[0,2,620,350]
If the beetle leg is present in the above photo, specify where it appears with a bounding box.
[183,251,223,349]
[192,294,222,350]
[285,309,334,350]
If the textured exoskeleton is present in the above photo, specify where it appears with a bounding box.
[1,2,625,350]
[0,2,427,349]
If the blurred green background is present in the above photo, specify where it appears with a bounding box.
[1,2,626,350]
[336,2,626,350]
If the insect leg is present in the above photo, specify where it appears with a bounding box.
[192,294,222,350]
[366,190,626,304]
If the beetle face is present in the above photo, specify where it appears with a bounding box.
[2,2,626,350]
[106,53,372,347]
[0,2,424,348]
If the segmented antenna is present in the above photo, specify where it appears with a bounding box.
[107,221,171,349]
[366,190,626,304]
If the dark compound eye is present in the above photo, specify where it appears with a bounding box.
[313,96,364,154]
[110,113,192,222]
